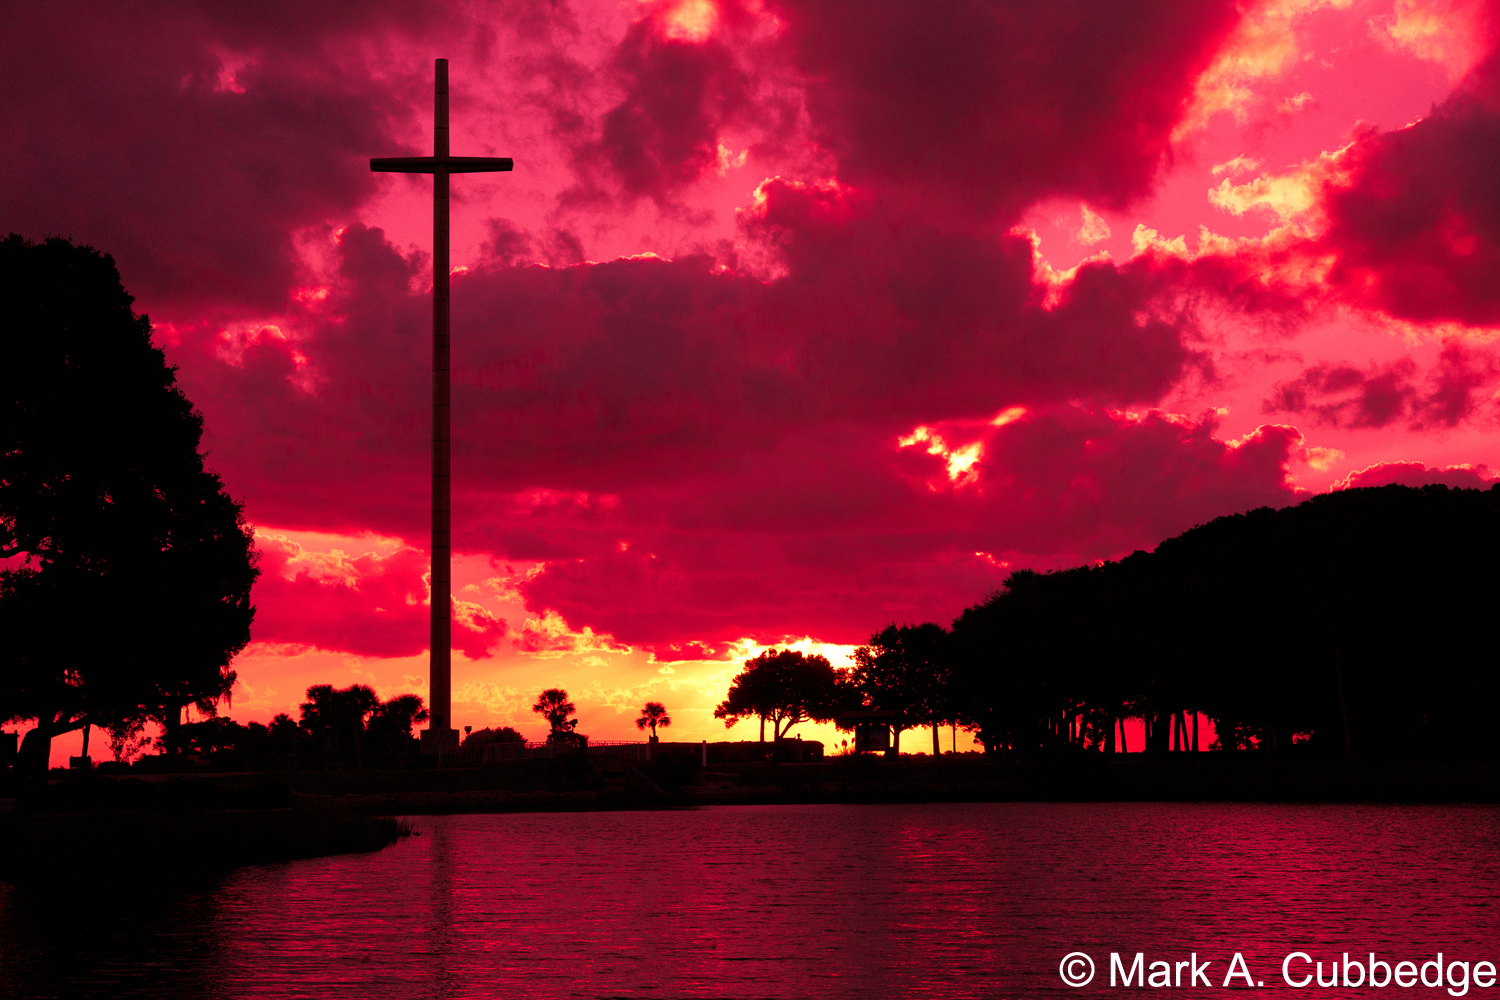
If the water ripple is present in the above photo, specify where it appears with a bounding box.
[1,803,1497,999]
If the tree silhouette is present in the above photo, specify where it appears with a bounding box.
[365,693,429,761]
[300,684,380,764]
[266,713,308,764]
[0,235,258,774]
[532,688,579,743]
[636,701,671,738]
[714,649,848,741]
[291,685,425,766]
[939,483,1500,760]
[851,623,952,754]
[105,716,152,764]
[462,725,526,746]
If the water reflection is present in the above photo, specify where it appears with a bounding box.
[0,871,231,999]
[1,803,1497,998]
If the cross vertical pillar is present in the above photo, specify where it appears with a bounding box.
[430,60,453,743]
[370,59,512,753]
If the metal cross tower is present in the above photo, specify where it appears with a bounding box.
[371,59,512,752]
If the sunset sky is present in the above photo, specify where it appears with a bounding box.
[7,0,1500,762]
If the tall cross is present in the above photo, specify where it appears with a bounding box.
[371,59,512,751]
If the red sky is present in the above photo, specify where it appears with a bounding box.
[7,0,1500,760]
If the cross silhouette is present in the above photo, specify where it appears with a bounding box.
[371,59,512,752]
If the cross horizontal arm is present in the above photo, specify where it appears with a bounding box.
[370,155,514,174]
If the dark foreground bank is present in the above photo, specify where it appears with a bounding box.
[0,776,403,884]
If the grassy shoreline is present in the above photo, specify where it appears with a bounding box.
[0,777,405,884]
[2,755,1492,882]
[282,753,1500,814]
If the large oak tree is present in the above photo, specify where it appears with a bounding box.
[1,235,258,773]
[850,622,954,755]
[714,649,848,741]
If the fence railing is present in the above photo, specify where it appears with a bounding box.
[436,739,673,766]
[434,739,819,767]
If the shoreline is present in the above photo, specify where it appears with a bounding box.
[287,754,1500,815]
[3,756,1492,882]
[0,778,406,884]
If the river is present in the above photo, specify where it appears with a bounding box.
[1,802,1497,998]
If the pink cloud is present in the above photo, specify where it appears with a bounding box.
[1264,343,1500,428]
[555,0,1241,224]
[217,0,1500,632]
[567,5,757,207]
[1313,31,1500,326]
[182,181,1245,533]
[764,0,1240,226]
[164,206,1314,652]
[1331,461,1498,490]
[9,0,1498,674]
[0,4,483,313]
[252,534,507,659]
[518,406,1305,653]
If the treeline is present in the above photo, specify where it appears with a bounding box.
[718,485,1500,759]
[127,685,660,770]
[948,483,1500,758]
[119,684,430,771]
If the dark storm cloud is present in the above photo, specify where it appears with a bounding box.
[176,211,1305,650]
[1316,17,1500,327]
[0,2,483,313]
[1264,343,1499,429]
[762,0,1241,225]
[7,0,1333,653]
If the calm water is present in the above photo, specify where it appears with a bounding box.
[1,803,1498,998]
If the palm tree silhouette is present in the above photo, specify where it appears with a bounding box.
[532,688,577,741]
[300,683,380,764]
[636,701,671,739]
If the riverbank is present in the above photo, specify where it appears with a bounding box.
[0,776,404,884]
[284,752,1500,814]
[3,754,1492,874]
